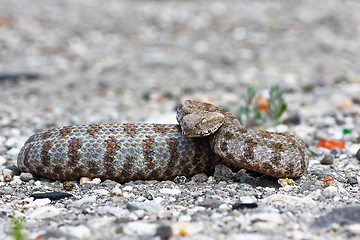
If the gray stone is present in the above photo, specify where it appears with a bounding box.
[320,154,334,165]
[213,164,234,181]
[156,224,173,240]
[311,206,360,228]
[127,201,163,213]
[20,172,34,182]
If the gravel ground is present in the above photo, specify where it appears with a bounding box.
[1,0,360,239]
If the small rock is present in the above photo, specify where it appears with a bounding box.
[346,223,360,234]
[90,178,102,184]
[123,222,157,236]
[30,192,73,201]
[93,189,109,196]
[232,202,258,210]
[7,148,20,156]
[347,176,358,185]
[311,206,360,228]
[157,210,173,220]
[25,198,51,208]
[207,176,217,184]
[159,188,181,195]
[320,154,334,165]
[27,206,61,219]
[300,180,321,193]
[127,201,163,213]
[80,177,92,184]
[2,168,14,182]
[356,149,360,160]
[71,196,97,206]
[283,113,301,125]
[61,225,91,239]
[174,176,186,184]
[213,164,234,181]
[322,186,338,199]
[0,156,6,165]
[98,206,128,218]
[263,194,316,207]
[111,184,123,196]
[20,172,34,182]
[172,222,204,236]
[191,173,208,182]
[63,181,77,191]
[156,224,173,240]
[198,198,223,209]
[123,186,133,191]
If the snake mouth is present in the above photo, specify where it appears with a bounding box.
[182,126,221,138]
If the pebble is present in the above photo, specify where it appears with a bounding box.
[127,201,163,213]
[262,194,316,207]
[172,222,204,236]
[198,198,223,208]
[60,225,91,239]
[93,188,110,196]
[20,172,34,182]
[213,164,234,181]
[322,186,338,199]
[25,198,51,208]
[159,188,181,195]
[71,196,97,206]
[79,177,92,184]
[123,222,157,236]
[27,206,61,220]
[311,206,360,228]
[156,224,173,239]
[2,168,14,182]
[356,149,360,160]
[320,154,334,165]
[63,181,77,191]
[191,173,209,182]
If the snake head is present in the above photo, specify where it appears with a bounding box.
[179,112,225,137]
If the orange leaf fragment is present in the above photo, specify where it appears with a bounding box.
[323,176,333,183]
[30,237,43,240]
[254,97,268,112]
[316,138,345,150]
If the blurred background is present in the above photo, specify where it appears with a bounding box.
[1,0,359,136]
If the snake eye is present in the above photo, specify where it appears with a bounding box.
[201,118,207,124]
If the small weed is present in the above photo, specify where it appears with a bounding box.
[236,84,287,126]
[267,84,287,123]
[11,216,26,240]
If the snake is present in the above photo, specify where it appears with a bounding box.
[17,100,309,182]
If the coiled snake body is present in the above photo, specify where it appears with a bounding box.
[17,100,309,182]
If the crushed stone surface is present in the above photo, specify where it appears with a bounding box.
[1,0,360,239]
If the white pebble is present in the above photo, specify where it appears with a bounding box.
[178,215,191,222]
[111,185,123,195]
[123,186,133,191]
[0,156,6,165]
[93,189,109,196]
[160,188,181,195]
[123,222,157,236]
[6,148,20,156]
[27,206,61,219]
[71,196,97,206]
[61,225,91,239]
[26,198,51,208]
[90,178,102,184]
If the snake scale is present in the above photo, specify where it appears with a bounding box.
[17,100,309,182]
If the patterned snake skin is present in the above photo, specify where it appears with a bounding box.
[17,100,309,182]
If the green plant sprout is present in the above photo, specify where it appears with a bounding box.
[267,84,287,123]
[236,84,287,126]
[11,216,26,240]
